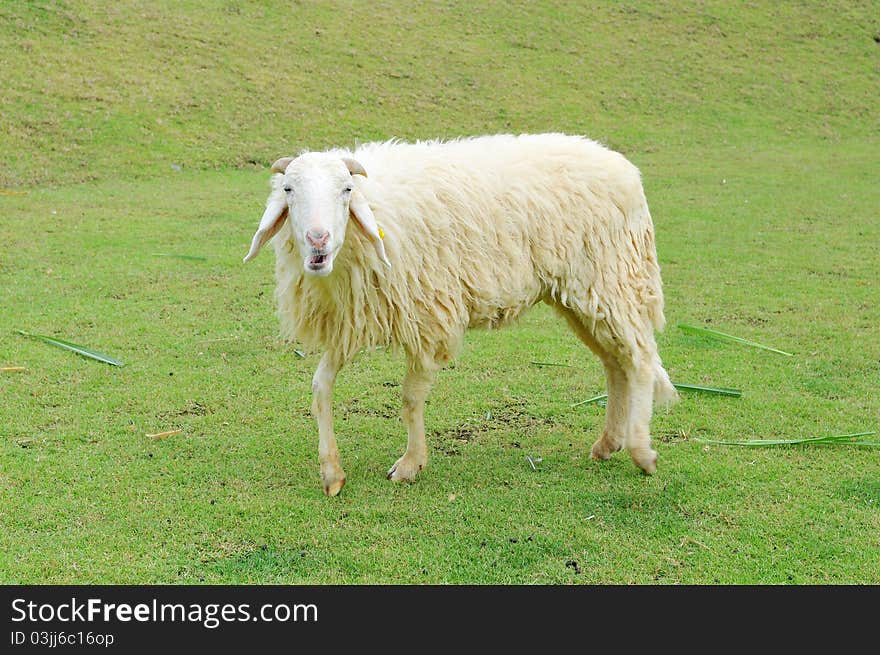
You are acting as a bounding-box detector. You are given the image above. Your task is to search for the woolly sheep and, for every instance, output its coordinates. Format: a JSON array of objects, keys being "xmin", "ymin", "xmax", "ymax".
[{"xmin": 244, "ymin": 133, "xmax": 677, "ymax": 496}]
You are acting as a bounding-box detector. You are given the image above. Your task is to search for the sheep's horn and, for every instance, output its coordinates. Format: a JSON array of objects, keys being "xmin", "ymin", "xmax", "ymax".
[
  {"xmin": 244, "ymin": 197, "xmax": 288, "ymax": 263},
  {"xmin": 271, "ymin": 156, "xmax": 295, "ymax": 174},
  {"xmin": 342, "ymin": 157, "xmax": 367, "ymax": 178}
]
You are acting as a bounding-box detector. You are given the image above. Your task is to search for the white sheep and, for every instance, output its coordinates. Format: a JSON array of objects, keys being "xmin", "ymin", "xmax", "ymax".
[{"xmin": 244, "ymin": 133, "xmax": 677, "ymax": 496}]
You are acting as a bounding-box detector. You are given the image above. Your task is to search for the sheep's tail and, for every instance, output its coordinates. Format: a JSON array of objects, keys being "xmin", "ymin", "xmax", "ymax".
[
  {"xmin": 652, "ymin": 354, "xmax": 679, "ymax": 407},
  {"xmin": 637, "ymin": 199, "xmax": 676, "ymax": 407}
]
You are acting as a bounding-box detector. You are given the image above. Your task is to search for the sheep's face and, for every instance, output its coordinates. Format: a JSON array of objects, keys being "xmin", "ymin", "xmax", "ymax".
[
  {"xmin": 244, "ymin": 153, "xmax": 390, "ymax": 272},
  {"xmin": 280, "ymin": 155, "xmax": 355, "ymax": 277}
]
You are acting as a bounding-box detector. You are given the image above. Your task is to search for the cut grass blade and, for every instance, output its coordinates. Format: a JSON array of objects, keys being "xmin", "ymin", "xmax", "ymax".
[
  {"xmin": 571, "ymin": 382, "xmax": 741, "ymax": 408},
  {"xmin": 678, "ymin": 323, "xmax": 793, "ymax": 356},
  {"xmin": 16, "ymin": 330, "xmax": 124, "ymax": 367},
  {"xmin": 696, "ymin": 431, "xmax": 878, "ymax": 447},
  {"xmin": 571, "ymin": 394, "xmax": 607, "ymax": 408},
  {"xmin": 526, "ymin": 455, "xmax": 543, "ymax": 470},
  {"xmin": 147, "ymin": 429, "xmax": 181, "ymax": 440},
  {"xmin": 153, "ymin": 253, "xmax": 207, "ymax": 261},
  {"xmin": 1, "ymin": 366, "xmax": 27, "ymax": 372},
  {"xmin": 673, "ymin": 383, "xmax": 742, "ymax": 397},
  {"xmin": 530, "ymin": 361, "xmax": 571, "ymax": 367}
]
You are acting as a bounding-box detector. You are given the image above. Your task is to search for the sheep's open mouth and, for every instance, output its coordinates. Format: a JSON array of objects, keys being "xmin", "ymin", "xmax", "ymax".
[{"xmin": 307, "ymin": 253, "xmax": 330, "ymax": 270}]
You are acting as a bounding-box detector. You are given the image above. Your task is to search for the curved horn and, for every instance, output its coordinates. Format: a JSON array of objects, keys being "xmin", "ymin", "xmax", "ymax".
[
  {"xmin": 271, "ymin": 156, "xmax": 295, "ymax": 174},
  {"xmin": 342, "ymin": 157, "xmax": 367, "ymax": 178}
]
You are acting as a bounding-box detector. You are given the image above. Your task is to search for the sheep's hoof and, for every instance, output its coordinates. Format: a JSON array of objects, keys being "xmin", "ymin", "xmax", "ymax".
[
  {"xmin": 321, "ymin": 465, "xmax": 347, "ymax": 497},
  {"xmin": 630, "ymin": 448, "xmax": 658, "ymax": 475},
  {"xmin": 590, "ymin": 434, "xmax": 623, "ymax": 461},
  {"xmin": 386, "ymin": 456, "xmax": 425, "ymax": 483},
  {"xmin": 323, "ymin": 476, "xmax": 346, "ymax": 497}
]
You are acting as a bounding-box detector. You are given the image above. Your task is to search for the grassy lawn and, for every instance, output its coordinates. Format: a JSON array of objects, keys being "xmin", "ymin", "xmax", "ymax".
[{"xmin": 1, "ymin": 1, "xmax": 878, "ymax": 584}]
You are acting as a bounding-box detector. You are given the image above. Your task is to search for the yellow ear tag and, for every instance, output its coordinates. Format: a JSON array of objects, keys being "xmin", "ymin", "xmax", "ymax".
[
  {"xmin": 284, "ymin": 239, "xmax": 295, "ymax": 253},
  {"xmin": 378, "ymin": 226, "xmax": 385, "ymax": 240}
]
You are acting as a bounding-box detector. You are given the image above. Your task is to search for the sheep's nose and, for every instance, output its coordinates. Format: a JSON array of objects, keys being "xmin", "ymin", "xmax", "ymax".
[{"xmin": 306, "ymin": 229, "xmax": 330, "ymax": 249}]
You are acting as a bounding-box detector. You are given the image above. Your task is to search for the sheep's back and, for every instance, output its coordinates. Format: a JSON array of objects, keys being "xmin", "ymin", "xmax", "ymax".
[{"xmin": 353, "ymin": 135, "xmax": 657, "ymax": 330}]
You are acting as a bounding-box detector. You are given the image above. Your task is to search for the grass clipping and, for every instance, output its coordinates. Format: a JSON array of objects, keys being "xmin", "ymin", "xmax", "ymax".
[
  {"xmin": 16, "ymin": 330, "xmax": 124, "ymax": 367},
  {"xmin": 571, "ymin": 383, "xmax": 741, "ymax": 408},
  {"xmin": 678, "ymin": 323, "xmax": 793, "ymax": 356},
  {"xmin": 696, "ymin": 431, "xmax": 878, "ymax": 447}
]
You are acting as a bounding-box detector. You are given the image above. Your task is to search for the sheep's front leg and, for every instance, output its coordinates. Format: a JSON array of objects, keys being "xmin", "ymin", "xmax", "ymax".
[
  {"xmin": 387, "ymin": 363, "xmax": 436, "ymax": 483},
  {"xmin": 312, "ymin": 351, "xmax": 346, "ymax": 496}
]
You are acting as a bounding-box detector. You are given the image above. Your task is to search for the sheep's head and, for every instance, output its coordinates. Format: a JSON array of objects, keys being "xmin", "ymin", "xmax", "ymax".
[{"xmin": 243, "ymin": 153, "xmax": 390, "ymax": 276}]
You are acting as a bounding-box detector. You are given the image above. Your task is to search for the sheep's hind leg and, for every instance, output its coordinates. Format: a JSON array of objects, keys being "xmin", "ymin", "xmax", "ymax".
[
  {"xmin": 387, "ymin": 361, "xmax": 436, "ymax": 483},
  {"xmin": 313, "ymin": 351, "xmax": 346, "ymax": 496},
  {"xmin": 591, "ymin": 359, "xmax": 628, "ymax": 461},
  {"xmin": 556, "ymin": 307, "xmax": 628, "ymax": 461},
  {"xmin": 623, "ymin": 358, "xmax": 658, "ymax": 474}
]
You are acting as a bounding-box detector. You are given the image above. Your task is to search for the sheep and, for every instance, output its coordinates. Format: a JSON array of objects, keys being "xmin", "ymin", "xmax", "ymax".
[{"xmin": 244, "ymin": 133, "xmax": 677, "ymax": 496}]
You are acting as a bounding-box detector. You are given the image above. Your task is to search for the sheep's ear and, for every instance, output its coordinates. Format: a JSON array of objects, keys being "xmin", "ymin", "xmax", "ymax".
[
  {"xmin": 342, "ymin": 157, "xmax": 367, "ymax": 178},
  {"xmin": 344, "ymin": 159, "xmax": 388, "ymax": 267},
  {"xmin": 243, "ymin": 197, "xmax": 288, "ymax": 263},
  {"xmin": 271, "ymin": 156, "xmax": 294, "ymax": 174},
  {"xmin": 349, "ymin": 190, "xmax": 391, "ymax": 268}
]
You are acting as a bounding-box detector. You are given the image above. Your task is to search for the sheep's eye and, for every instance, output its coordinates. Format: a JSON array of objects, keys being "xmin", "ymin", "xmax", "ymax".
[
  {"xmin": 343, "ymin": 186, "xmax": 353, "ymax": 194},
  {"xmin": 283, "ymin": 185, "xmax": 292, "ymax": 193}
]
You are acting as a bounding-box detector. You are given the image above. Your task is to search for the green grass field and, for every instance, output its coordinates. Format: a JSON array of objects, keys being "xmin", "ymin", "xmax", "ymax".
[{"xmin": 1, "ymin": 1, "xmax": 878, "ymax": 584}]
